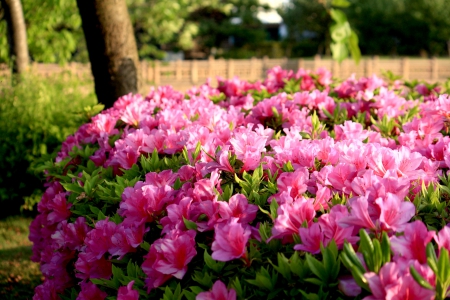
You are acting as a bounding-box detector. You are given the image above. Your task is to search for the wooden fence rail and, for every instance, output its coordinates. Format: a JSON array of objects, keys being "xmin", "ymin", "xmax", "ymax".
[{"xmin": 1, "ymin": 55, "xmax": 450, "ymax": 91}]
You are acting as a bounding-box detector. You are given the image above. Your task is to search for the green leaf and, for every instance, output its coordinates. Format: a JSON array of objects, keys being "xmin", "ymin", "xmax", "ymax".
[
  {"xmin": 330, "ymin": 22, "xmax": 351, "ymax": 43},
  {"xmin": 183, "ymin": 217, "xmax": 198, "ymax": 231},
  {"xmin": 305, "ymin": 254, "xmax": 326, "ymax": 282},
  {"xmin": 330, "ymin": 8, "xmax": 348, "ymax": 24},
  {"xmin": 331, "ymin": 0, "xmax": 351, "ymax": 8},
  {"xmin": 410, "ymin": 265, "xmax": 434, "ymax": 290},
  {"xmin": 331, "ymin": 42, "xmax": 349, "ymax": 63},
  {"xmin": 204, "ymin": 250, "xmax": 225, "ymax": 273},
  {"xmin": 348, "ymin": 30, "xmax": 361, "ymax": 65}
]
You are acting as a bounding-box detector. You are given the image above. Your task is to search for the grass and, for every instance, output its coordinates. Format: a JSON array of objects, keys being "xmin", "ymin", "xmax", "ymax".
[{"xmin": 0, "ymin": 216, "xmax": 42, "ymax": 300}]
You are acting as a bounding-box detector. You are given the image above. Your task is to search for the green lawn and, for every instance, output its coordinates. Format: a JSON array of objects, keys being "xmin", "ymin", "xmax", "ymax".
[{"xmin": 0, "ymin": 217, "xmax": 42, "ymax": 300}]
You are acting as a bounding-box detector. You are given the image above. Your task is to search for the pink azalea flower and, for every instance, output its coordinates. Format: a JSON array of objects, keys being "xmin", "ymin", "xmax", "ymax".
[
  {"xmin": 117, "ymin": 281, "xmax": 139, "ymax": 300},
  {"xmin": 375, "ymin": 193, "xmax": 415, "ymax": 232},
  {"xmin": 390, "ymin": 221, "xmax": 435, "ymax": 264},
  {"xmin": 47, "ymin": 193, "xmax": 72, "ymax": 224},
  {"xmin": 33, "ymin": 280, "xmax": 60, "ymax": 300},
  {"xmin": 190, "ymin": 200, "xmax": 221, "ymax": 232},
  {"xmin": 196, "ymin": 280, "xmax": 237, "ymax": 300},
  {"xmin": 51, "ymin": 217, "xmax": 90, "ymax": 251},
  {"xmin": 338, "ymin": 195, "xmax": 377, "ymax": 231},
  {"xmin": 142, "ymin": 230, "xmax": 196, "ymax": 286},
  {"xmin": 338, "ymin": 276, "xmax": 361, "ymax": 297},
  {"xmin": 366, "ymin": 144, "xmax": 397, "ymax": 177},
  {"xmin": 218, "ymin": 193, "xmax": 258, "ymax": 224},
  {"xmin": 211, "ymin": 218, "xmax": 251, "ymax": 261},
  {"xmin": 276, "ymin": 167, "xmax": 309, "ymax": 199},
  {"xmin": 40, "ymin": 249, "xmax": 75, "ymax": 290},
  {"xmin": 84, "ymin": 219, "xmax": 117, "ymax": 261},
  {"xmin": 160, "ymin": 197, "xmax": 193, "ymax": 234},
  {"xmin": 75, "ymin": 253, "xmax": 112, "ymax": 280},
  {"xmin": 318, "ymin": 205, "xmax": 359, "ymax": 248},
  {"xmin": 327, "ymin": 163, "xmax": 357, "ymax": 194},
  {"xmin": 77, "ymin": 281, "xmax": 108, "ymax": 300},
  {"xmin": 229, "ymin": 127, "xmax": 267, "ymax": 171},
  {"xmin": 271, "ymin": 196, "xmax": 315, "ymax": 242},
  {"xmin": 109, "ymin": 224, "xmax": 136, "ymax": 259},
  {"xmin": 295, "ymin": 223, "xmax": 325, "ymax": 254},
  {"xmin": 364, "ymin": 261, "xmax": 435, "ymax": 300},
  {"xmin": 434, "ymin": 225, "xmax": 450, "ymax": 253}
]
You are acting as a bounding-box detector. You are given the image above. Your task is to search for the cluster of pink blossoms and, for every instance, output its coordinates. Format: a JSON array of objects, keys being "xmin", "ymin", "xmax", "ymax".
[{"xmin": 29, "ymin": 65, "xmax": 450, "ymax": 299}]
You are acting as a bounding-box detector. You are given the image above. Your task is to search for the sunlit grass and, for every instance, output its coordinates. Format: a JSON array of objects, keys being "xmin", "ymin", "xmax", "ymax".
[{"xmin": 0, "ymin": 216, "xmax": 42, "ymax": 300}]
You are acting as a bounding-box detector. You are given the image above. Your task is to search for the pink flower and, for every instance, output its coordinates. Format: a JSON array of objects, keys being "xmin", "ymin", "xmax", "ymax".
[
  {"xmin": 229, "ymin": 127, "xmax": 267, "ymax": 171},
  {"xmin": 51, "ymin": 217, "xmax": 90, "ymax": 251},
  {"xmin": 109, "ymin": 224, "xmax": 136, "ymax": 259},
  {"xmin": 75, "ymin": 253, "xmax": 112, "ymax": 280},
  {"xmin": 328, "ymin": 163, "xmax": 357, "ymax": 194},
  {"xmin": 364, "ymin": 261, "xmax": 435, "ymax": 300},
  {"xmin": 434, "ymin": 225, "xmax": 450, "ymax": 253},
  {"xmin": 390, "ymin": 221, "xmax": 435, "ymax": 264},
  {"xmin": 142, "ymin": 230, "xmax": 196, "ymax": 290},
  {"xmin": 47, "ymin": 193, "xmax": 72, "ymax": 224},
  {"xmin": 318, "ymin": 205, "xmax": 359, "ymax": 248},
  {"xmin": 375, "ymin": 193, "xmax": 415, "ymax": 232},
  {"xmin": 338, "ymin": 276, "xmax": 361, "ymax": 297},
  {"xmin": 196, "ymin": 280, "xmax": 237, "ymax": 300},
  {"xmin": 218, "ymin": 194, "xmax": 258, "ymax": 224},
  {"xmin": 271, "ymin": 196, "xmax": 315, "ymax": 242},
  {"xmin": 211, "ymin": 218, "xmax": 251, "ymax": 261},
  {"xmin": 33, "ymin": 280, "xmax": 60, "ymax": 300},
  {"xmin": 339, "ymin": 195, "xmax": 377, "ymax": 231},
  {"xmin": 118, "ymin": 281, "xmax": 139, "ymax": 300},
  {"xmin": 276, "ymin": 167, "xmax": 309, "ymax": 199},
  {"xmin": 84, "ymin": 219, "xmax": 117, "ymax": 261},
  {"xmin": 295, "ymin": 223, "xmax": 325, "ymax": 254},
  {"xmin": 77, "ymin": 281, "xmax": 108, "ymax": 300}
]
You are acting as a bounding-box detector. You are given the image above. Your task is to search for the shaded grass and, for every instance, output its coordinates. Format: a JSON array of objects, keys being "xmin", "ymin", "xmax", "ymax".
[{"xmin": 0, "ymin": 217, "xmax": 42, "ymax": 299}]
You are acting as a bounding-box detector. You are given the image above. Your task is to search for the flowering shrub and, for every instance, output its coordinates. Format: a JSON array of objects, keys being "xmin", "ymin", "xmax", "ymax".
[{"xmin": 30, "ymin": 66, "xmax": 450, "ymax": 300}]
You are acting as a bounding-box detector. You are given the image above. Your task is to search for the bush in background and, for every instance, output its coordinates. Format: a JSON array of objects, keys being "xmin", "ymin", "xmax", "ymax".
[{"xmin": 0, "ymin": 72, "xmax": 98, "ymax": 218}]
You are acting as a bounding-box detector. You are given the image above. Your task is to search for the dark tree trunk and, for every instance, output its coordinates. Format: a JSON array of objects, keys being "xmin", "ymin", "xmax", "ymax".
[
  {"xmin": 1, "ymin": 0, "xmax": 29, "ymax": 74},
  {"xmin": 76, "ymin": 0, "xmax": 141, "ymax": 108}
]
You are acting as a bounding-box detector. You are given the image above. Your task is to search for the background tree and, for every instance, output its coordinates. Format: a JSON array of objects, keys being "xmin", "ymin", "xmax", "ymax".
[
  {"xmin": 0, "ymin": 0, "xmax": 85, "ymax": 65},
  {"xmin": 76, "ymin": 0, "xmax": 141, "ymax": 108},
  {"xmin": 280, "ymin": 0, "xmax": 450, "ymax": 58},
  {"xmin": 0, "ymin": 0, "xmax": 28, "ymax": 74}
]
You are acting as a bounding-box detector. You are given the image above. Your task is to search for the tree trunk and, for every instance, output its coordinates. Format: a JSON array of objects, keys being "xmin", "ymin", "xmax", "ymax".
[
  {"xmin": 1, "ymin": 0, "xmax": 29, "ymax": 74},
  {"xmin": 76, "ymin": 0, "xmax": 141, "ymax": 108}
]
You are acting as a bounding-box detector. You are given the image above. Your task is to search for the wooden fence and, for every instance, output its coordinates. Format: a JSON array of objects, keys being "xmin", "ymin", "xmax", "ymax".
[{"xmin": 2, "ymin": 56, "xmax": 450, "ymax": 91}]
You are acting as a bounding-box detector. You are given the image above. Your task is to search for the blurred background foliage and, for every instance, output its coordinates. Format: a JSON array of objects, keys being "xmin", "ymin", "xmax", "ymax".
[
  {"xmin": 1, "ymin": 0, "xmax": 449, "ymax": 64},
  {"xmin": 0, "ymin": 73, "xmax": 97, "ymax": 218}
]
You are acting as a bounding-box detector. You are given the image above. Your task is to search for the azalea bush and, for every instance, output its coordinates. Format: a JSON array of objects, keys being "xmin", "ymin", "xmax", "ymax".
[{"xmin": 29, "ymin": 65, "xmax": 450, "ymax": 300}]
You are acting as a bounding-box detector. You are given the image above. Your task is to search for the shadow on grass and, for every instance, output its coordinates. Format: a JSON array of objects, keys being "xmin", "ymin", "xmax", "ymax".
[{"xmin": 0, "ymin": 246, "xmax": 42, "ymax": 300}]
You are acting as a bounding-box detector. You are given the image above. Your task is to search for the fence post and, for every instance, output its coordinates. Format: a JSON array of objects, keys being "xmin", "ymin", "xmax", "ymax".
[
  {"xmin": 431, "ymin": 57, "xmax": 438, "ymax": 81},
  {"xmin": 191, "ymin": 60, "xmax": 198, "ymax": 84},
  {"xmin": 314, "ymin": 54, "xmax": 321, "ymax": 70},
  {"xmin": 372, "ymin": 56, "xmax": 379, "ymax": 76},
  {"xmin": 227, "ymin": 59, "xmax": 234, "ymax": 79},
  {"xmin": 401, "ymin": 57, "xmax": 409, "ymax": 80},
  {"xmin": 365, "ymin": 58, "xmax": 372, "ymax": 77},
  {"xmin": 332, "ymin": 59, "xmax": 340, "ymax": 78},
  {"xmin": 176, "ymin": 59, "xmax": 182, "ymax": 80},
  {"xmin": 208, "ymin": 55, "xmax": 214, "ymax": 80},
  {"xmin": 154, "ymin": 60, "xmax": 160, "ymax": 85},
  {"xmin": 263, "ymin": 55, "xmax": 269, "ymax": 72},
  {"xmin": 297, "ymin": 58, "xmax": 304, "ymax": 71},
  {"xmin": 250, "ymin": 57, "xmax": 257, "ymax": 80},
  {"xmin": 140, "ymin": 61, "xmax": 146, "ymax": 83}
]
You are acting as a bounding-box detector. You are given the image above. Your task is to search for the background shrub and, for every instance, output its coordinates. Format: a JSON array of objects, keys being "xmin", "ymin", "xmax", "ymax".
[{"xmin": 0, "ymin": 72, "xmax": 98, "ymax": 218}]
